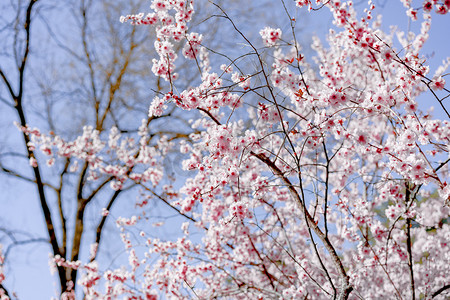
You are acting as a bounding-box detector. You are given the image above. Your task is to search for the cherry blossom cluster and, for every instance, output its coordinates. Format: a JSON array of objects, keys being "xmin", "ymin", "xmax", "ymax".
[
  {"xmin": 295, "ymin": 0, "xmax": 312, "ymax": 8},
  {"xmin": 51, "ymin": 255, "xmax": 82, "ymax": 272},
  {"xmin": 121, "ymin": 0, "xmax": 197, "ymax": 82},
  {"xmin": 52, "ymin": 233, "xmax": 159, "ymax": 299},
  {"xmin": 259, "ymin": 26, "xmax": 282, "ymax": 47},
  {"xmin": 13, "ymin": 0, "xmax": 449, "ymax": 298},
  {"xmin": 0, "ymin": 246, "xmax": 7, "ymax": 300},
  {"xmin": 115, "ymin": 0, "xmax": 450, "ymax": 298},
  {"xmin": 18, "ymin": 122, "xmax": 166, "ymax": 191},
  {"xmin": 149, "ymin": 70, "xmax": 246, "ymax": 117},
  {"xmin": 400, "ymin": 0, "xmax": 450, "ymax": 18},
  {"xmin": 182, "ymin": 32, "xmax": 202, "ymax": 59}
]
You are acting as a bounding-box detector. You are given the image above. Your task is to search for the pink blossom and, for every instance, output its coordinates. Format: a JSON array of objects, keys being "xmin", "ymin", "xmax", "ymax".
[{"xmin": 259, "ymin": 26, "xmax": 282, "ymax": 47}]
